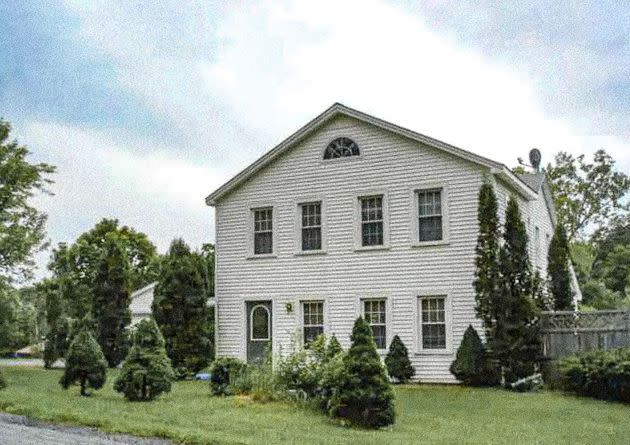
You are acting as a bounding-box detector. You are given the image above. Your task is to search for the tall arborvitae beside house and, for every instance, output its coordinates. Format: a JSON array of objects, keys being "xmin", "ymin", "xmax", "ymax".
[
  {"xmin": 473, "ymin": 180, "xmax": 501, "ymax": 341},
  {"xmin": 92, "ymin": 233, "xmax": 132, "ymax": 367},
  {"xmin": 114, "ymin": 318, "xmax": 175, "ymax": 401},
  {"xmin": 548, "ymin": 223, "xmax": 574, "ymax": 311},
  {"xmin": 494, "ymin": 197, "xmax": 541, "ymax": 383},
  {"xmin": 60, "ymin": 328, "xmax": 107, "ymax": 396},
  {"xmin": 385, "ymin": 335, "xmax": 414, "ymax": 383},
  {"xmin": 153, "ymin": 239, "xmax": 212, "ymax": 377},
  {"xmin": 329, "ymin": 317, "xmax": 394, "ymax": 428}
]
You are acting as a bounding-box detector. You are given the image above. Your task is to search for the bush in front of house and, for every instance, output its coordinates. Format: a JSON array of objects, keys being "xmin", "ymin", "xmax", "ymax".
[
  {"xmin": 60, "ymin": 328, "xmax": 107, "ymax": 396},
  {"xmin": 328, "ymin": 317, "xmax": 395, "ymax": 428},
  {"xmin": 385, "ymin": 335, "xmax": 414, "ymax": 383},
  {"xmin": 114, "ymin": 318, "xmax": 175, "ymax": 401},
  {"xmin": 556, "ymin": 348, "xmax": 630, "ymax": 402},
  {"xmin": 209, "ymin": 357, "xmax": 247, "ymax": 396},
  {"xmin": 450, "ymin": 325, "xmax": 500, "ymax": 386}
]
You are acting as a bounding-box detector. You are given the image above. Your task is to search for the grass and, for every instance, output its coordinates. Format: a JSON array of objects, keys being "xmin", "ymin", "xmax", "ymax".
[{"xmin": 0, "ymin": 366, "xmax": 628, "ymax": 445}]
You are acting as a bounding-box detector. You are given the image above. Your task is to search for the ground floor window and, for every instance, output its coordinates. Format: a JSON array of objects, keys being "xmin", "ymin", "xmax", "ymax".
[
  {"xmin": 363, "ymin": 299, "xmax": 386, "ymax": 349},
  {"xmin": 420, "ymin": 296, "xmax": 446, "ymax": 349},
  {"xmin": 302, "ymin": 301, "xmax": 324, "ymax": 345}
]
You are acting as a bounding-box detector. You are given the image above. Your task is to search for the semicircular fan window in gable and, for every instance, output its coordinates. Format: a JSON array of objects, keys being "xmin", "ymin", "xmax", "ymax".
[{"xmin": 323, "ymin": 137, "xmax": 360, "ymax": 159}]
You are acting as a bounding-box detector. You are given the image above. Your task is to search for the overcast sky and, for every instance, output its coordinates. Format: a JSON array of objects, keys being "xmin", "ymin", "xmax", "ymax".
[{"xmin": 1, "ymin": 0, "xmax": 628, "ymax": 280}]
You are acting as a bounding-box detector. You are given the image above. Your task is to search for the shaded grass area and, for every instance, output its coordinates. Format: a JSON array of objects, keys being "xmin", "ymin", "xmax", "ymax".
[{"xmin": 0, "ymin": 366, "xmax": 628, "ymax": 445}]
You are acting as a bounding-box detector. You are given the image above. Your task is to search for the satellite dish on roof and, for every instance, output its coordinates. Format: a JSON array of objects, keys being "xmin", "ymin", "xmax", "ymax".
[{"xmin": 529, "ymin": 148, "xmax": 542, "ymax": 172}]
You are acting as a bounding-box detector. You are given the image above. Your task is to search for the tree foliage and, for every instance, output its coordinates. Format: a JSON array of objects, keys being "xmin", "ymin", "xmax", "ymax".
[
  {"xmin": 0, "ymin": 367, "xmax": 5, "ymax": 390},
  {"xmin": 385, "ymin": 335, "xmax": 414, "ymax": 383},
  {"xmin": 0, "ymin": 119, "xmax": 55, "ymax": 283},
  {"xmin": 60, "ymin": 328, "xmax": 107, "ymax": 396},
  {"xmin": 546, "ymin": 150, "xmax": 630, "ymax": 241},
  {"xmin": 548, "ymin": 223, "xmax": 573, "ymax": 310},
  {"xmin": 494, "ymin": 197, "xmax": 541, "ymax": 383},
  {"xmin": 92, "ymin": 233, "xmax": 132, "ymax": 367},
  {"xmin": 450, "ymin": 325, "xmax": 498, "ymax": 386},
  {"xmin": 329, "ymin": 317, "xmax": 394, "ymax": 428},
  {"xmin": 114, "ymin": 318, "xmax": 175, "ymax": 401},
  {"xmin": 153, "ymin": 239, "xmax": 212, "ymax": 377},
  {"xmin": 473, "ymin": 180, "xmax": 501, "ymax": 341}
]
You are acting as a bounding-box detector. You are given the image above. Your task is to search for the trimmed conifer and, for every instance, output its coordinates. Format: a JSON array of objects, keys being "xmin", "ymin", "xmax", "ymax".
[
  {"xmin": 329, "ymin": 317, "xmax": 395, "ymax": 428},
  {"xmin": 450, "ymin": 325, "xmax": 499, "ymax": 386},
  {"xmin": 60, "ymin": 328, "xmax": 107, "ymax": 396},
  {"xmin": 153, "ymin": 239, "xmax": 212, "ymax": 377},
  {"xmin": 473, "ymin": 180, "xmax": 501, "ymax": 341},
  {"xmin": 93, "ymin": 233, "xmax": 132, "ymax": 367},
  {"xmin": 385, "ymin": 335, "xmax": 414, "ymax": 383},
  {"xmin": 326, "ymin": 334, "xmax": 342, "ymax": 360},
  {"xmin": 548, "ymin": 223, "xmax": 573, "ymax": 310},
  {"xmin": 495, "ymin": 197, "xmax": 542, "ymax": 383},
  {"xmin": 114, "ymin": 318, "xmax": 175, "ymax": 401}
]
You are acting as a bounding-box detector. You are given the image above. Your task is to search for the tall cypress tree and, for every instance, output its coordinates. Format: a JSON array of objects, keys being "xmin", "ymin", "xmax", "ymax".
[
  {"xmin": 548, "ymin": 223, "xmax": 573, "ymax": 310},
  {"xmin": 153, "ymin": 239, "xmax": 212, "ymax": 377},
  {"xmin": 473, "ymin": 180, "xmax": 501, "ymax": 340},
  {"xmin": 92, "ymin": 233, "xmax": 132, "ymax": 367},
  {"xmin": 494, "ymin": 197, "xmax": 541, "ymax": 383}
]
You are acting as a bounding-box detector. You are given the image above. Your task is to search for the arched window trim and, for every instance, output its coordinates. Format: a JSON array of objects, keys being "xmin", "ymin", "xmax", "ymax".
[
  {"xmin": 323, "ymin": 137, "xmax": 360, "ymax": 160},
  {"xmin": 250, "ymin": 304, "xmax": 271, "ymax": 341}
]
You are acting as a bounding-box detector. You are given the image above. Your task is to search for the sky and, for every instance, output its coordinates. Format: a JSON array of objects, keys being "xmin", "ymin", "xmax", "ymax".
[{"xmin": 1, "ymin": 0, "xmax": 629, "ymax": 281}]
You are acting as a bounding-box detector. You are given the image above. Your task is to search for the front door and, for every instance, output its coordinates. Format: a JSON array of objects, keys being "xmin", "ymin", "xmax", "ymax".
[{"xmin": 246, "ymin": 301, "xmax": 272, "ymax": 364}]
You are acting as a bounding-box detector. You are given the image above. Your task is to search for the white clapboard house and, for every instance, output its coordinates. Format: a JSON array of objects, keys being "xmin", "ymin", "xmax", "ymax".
[{"xmin": 205, "ymin": 103, "xmax": 574, "ymax": 383}]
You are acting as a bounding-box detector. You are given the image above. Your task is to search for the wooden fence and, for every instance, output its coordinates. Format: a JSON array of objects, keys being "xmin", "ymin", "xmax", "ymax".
[{"xmin": 539, "ymin": 310, "xmax": 630, "ymax": 359}]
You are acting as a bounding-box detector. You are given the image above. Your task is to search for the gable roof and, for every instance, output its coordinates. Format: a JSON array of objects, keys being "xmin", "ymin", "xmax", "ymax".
[
  {"xmin": 206, "ymin": 103, "xmax": 537, "ymax": 205},
  {"xmin": 517, "ymin": 172, "xmax": 557, "ymax": 224}
]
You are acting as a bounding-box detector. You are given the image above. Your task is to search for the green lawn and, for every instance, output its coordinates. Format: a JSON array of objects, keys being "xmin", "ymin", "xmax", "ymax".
[{"xmin": 0, "ymin": 366, "xmax": 628, "ymax": 445}]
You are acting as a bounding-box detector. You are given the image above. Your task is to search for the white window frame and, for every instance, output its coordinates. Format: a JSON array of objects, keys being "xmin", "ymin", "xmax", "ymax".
[
  {"xmin": 414, "ymin": 293, "xmax": 452, "ymax": 354},
  {"xmin": 294, "ymin": 199, "xmax": 327, "ymax": 255},
  {"xmin": 249, "ymin": 304, "xmax": 271, "ymax": 341},
  {"xmin": 410, "ymin": 185, "xmax": 449, "ymax": 247},
  {"xmin": 246, "ymin": 202, "xmax": 277, "ymax": 259},
  {"xmin": 300, "ymin": 300, "xmax": 326, "ymax": 345},
  {"xmin": 320, "ymin": 136, "xmax": 363, "ymax": 164},
  {"xmin": 354, "ymin": 191, "xmax": 390, "ymax": 251},
  {"xmin": 360, "ymin": 297, "xmax": 389, "ymax": 351}
]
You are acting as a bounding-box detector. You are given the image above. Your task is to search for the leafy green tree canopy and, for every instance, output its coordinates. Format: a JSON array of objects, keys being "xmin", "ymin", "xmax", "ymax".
[
  {"xmin": 0, "ymin": 119, "xmax": 55, "ymax": 283},
  {"xmin": 547, "ymin": 150, "xmax": 630, "ymax": 241}
]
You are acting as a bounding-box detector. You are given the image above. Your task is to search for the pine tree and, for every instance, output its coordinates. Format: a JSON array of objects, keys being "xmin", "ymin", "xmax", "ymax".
[
  {"xmin": 92, "ymin": 233, "xmax": 132, "ymax": 367},
  {"xmin": 473, "ymin": 181, "xmax": 501, "ymax": 341},
  {"xmin": 114, "ymin": 318, "xmax": 175, "ymax": 401},
  {"xmin": 548, "ymin": 223, "xmax": 573, "ymax": 310},
  {"xmin": 326, "ymin": 335, "xmax": 342, "ymax": 360},
  {"xmin": 329, "ymin": 317, "xmax": 395, "ymax": 428},
  {"xmin": 494, "ymin": 197, "xmax": 541, "ymax": 383},
  {"xmin": 450, "ymin": 325, "xmax": 499, "ymax": 386},
  {"xmin": 385, "ymin": 335, "xmax": 414, "ymax": 383},
  {"xmin": 60, "ymin": 328, "xmax": 107, "ymax": 396},
  {"xmin": 153, "ymin": 239, "xmax": 212, "ymax": 377}
]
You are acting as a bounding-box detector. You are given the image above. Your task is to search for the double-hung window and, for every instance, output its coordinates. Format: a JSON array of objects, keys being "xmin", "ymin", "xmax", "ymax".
[
  {"xmin": 417, "ymin": 189, "xmax": 443, "ymax": 242},
  {"xmin": 253, "ymin": 208, "xmax": 273, "ymax": 255},
  {"xmin": 360, "ymin": 196, "xmax": 384, "ymax": 246},
  {"xmin": 302, "ymin": 301, "xmax": 324, "ymax": 345},
  {"xmin": 420, "ymin": 296, "xmax": 446, "ymax": 350},
  {"xmin": 363, "ymin": 299, "xmax": 386, "ymax": 349},
  {"xmin": 301, "ymin": 202, "xmax": 322, "ymax": 251}
]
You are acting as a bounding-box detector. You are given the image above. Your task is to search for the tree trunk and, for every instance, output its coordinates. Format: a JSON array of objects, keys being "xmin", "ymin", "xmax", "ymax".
[{"xmin": 80, "ymin": 377, "xmax": 88, "ymax": 397}]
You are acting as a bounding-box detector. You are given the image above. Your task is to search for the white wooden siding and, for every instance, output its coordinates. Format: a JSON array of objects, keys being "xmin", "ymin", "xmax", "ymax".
[{"xmin": 213, "ymin": 114, "xmax": 552, "ymax": 383}]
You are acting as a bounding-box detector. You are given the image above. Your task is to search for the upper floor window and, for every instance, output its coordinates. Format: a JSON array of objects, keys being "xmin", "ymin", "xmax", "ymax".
[
  {"xmin": 301, "ymin": 202, "xmax": 322, "ymax": 251},
  {"xmin": 253, "ymin": 208, "xmax": 273, "ymax": 255},
  {"xmin": 417, "ymin": 189, "xmax": 443, "ymax": 242},
  {"xmin": 360, "ymin": 195, "xmax": 384, "ymax": 246},
  {"xmin": 324, "ymin": 137, "xmax": 359, "ymax": 159}
]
